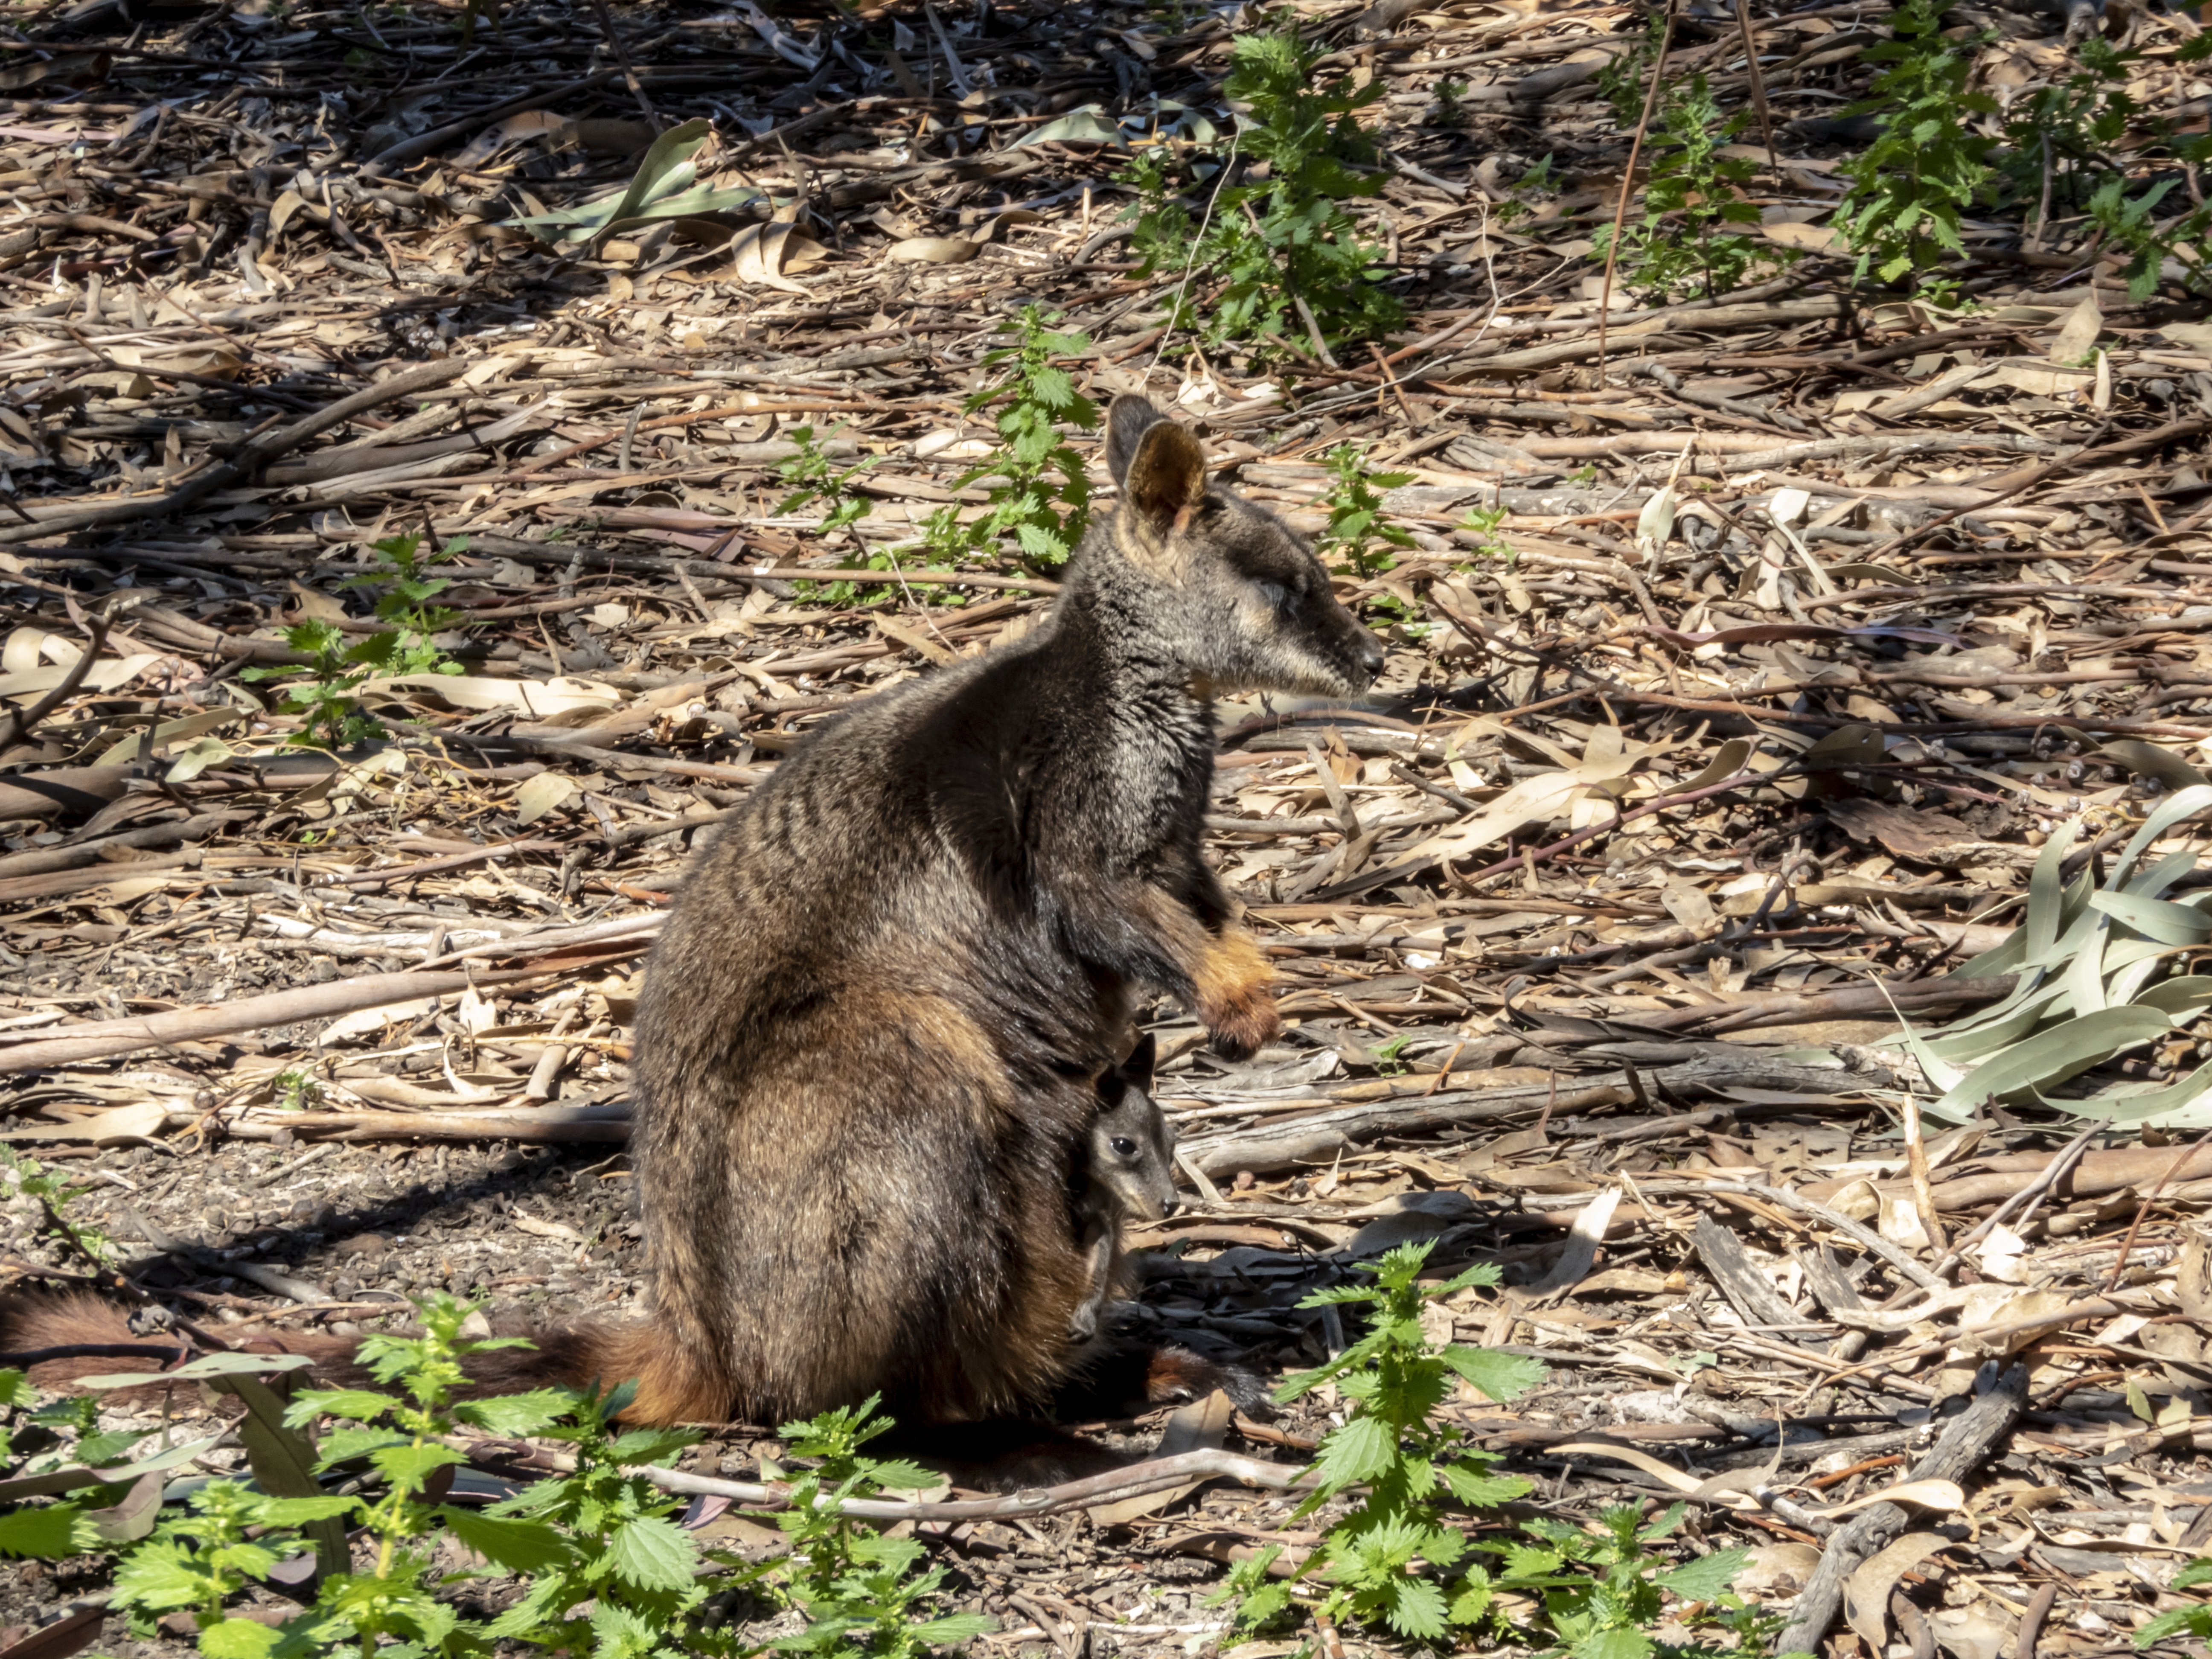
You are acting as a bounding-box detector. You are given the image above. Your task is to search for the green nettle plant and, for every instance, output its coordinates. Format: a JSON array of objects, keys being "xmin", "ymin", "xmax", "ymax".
[
  {"xmin": 1830, "ymin": 0, "xmax": 1997, "ymax": 290},
  {"xmin": 1217, "ymin": 1243, "xmax": 1792, "ymax": 1656},
  {"xmin": 480, "ymin": 1381, "xmax": 767, "ymax": 1659},
  {"xmin": 1215, "ymin": 1243, "xmax": 1543, "ymax": 1641},
  {"xmin": 1997, "ymin": 35, "xmax": 2212, "ymax": 300},
  {"xmin": 95, "ymin": 1295, "xmax": 984, "ymax": 1659},
  {"xmin": 774, "ymin": 425, "xmax": 876, "ymax": 542},
  {"xmin": 1593, "ymin": 73, "xmax": 1784, "ymax": 299},
  {"xmin": 242, "ymin": 530, "xmax": 470, "ymax": 748},
  {"xmin": 1121, "ymin": 26, "xmax": 1405, "ymax": 357},
  {"xmin": 920, "ymin": 305, "xmax": 1097, "ymax": 574},
  {"xmin": 2138, "ymin": 1559, "xmax": 2212, "ymax": 1645},
  {"xmin": 770, "ymin": 1398, "xmax": 994, "ymax": 1659},
  {"xmin": 1481, "ymin": 1502, "xmax": 1796, "ymax": 1659}
]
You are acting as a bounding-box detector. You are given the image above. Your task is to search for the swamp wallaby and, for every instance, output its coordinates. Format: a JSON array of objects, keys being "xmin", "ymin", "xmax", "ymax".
[
  {"xmin": 6, "ymin": 396, "xmax": 1381, "ymax": 1435},
  {"xmin": 1068, "ymin": 1033, "xmax": 1177, "ymax": 1345}
]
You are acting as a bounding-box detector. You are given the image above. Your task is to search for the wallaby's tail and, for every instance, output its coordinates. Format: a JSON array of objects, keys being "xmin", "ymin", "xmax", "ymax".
[{"xmin": 0, "ymin": 1294, "xmax": 728, "ymax": 1424}]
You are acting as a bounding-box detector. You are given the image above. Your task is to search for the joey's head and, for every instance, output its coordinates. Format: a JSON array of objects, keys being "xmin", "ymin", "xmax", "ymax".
[
  {"xmin": 1096, "ymin": 395, "xmax": 1384, "ymax": 699},
  {"xmin": 1088, "ymin": 1032, "xmax": 1179, "ymax": 1223}
]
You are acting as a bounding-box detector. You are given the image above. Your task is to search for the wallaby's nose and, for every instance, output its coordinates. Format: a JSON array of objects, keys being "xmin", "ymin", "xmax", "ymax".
[{"xmin": 1355, "ymin": 632, "xmax": 1386, "ymax": 680}]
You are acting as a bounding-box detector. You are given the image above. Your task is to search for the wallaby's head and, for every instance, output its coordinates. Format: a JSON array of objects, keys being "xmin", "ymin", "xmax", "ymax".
[
  {"xmin": 1088, "ymin": 1032, "xmax": 1179, "ymax": 1223},
  {"xmin": 1100, "ymin": 396, "xmax": 1385, "ymax": 699}
]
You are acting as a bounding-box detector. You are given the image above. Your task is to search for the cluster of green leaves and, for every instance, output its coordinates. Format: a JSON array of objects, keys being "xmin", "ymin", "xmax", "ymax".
[
  {"xmin": 1595, "ymin": 32, "xmax": 1664, "ymax": 128},
  {"xmin": 1455, "ymin": 504, "xmax": 1515, "ymax": 565},
  {"xmin": 1887, "ymin": 781, "xmax": 2212, "ymax": 1126},
  {"xmin": 1828, "ymin": 0, "xmax": 1999, "ymax": 292},
  {"xmin": 1993, "ymin": 34, "xmax": 2212, "ymax": 300},
  {"xmin": 919, "ymin": 305, "xmax": 1098, "ymax": 576},
  {"xmin": 1217, "ymin": 1243, "xmax": 1788, "ymax": 1657},
  {"xmin": 0, "ymin": 1147, "xmax": 117, "ymax": 1273},
  {"xmin": 2137, "ymin": 1558, "xmax": 2212, "ymax": 1646},
  {"xmin": 1120, "ymin": 26, "xmax": 1405, "ymax": 358},
  {"xmin": 1592, "ymin": 73, "xmax": 1786, "ymax": 300},
  {"xmin": 1490, "ymin": 154, "xmax": 1563, "ymax": 230},
  {"xmin": 776, "ymin": 426, "xmax": 920, "ymax": 609},
  {"xmin": 770, "ymin": 1400, "xmax": 992, "ymax": 1659},
  {"xmin": 1487, "ymin": 1504, "xmax": 1784, "ymax": 1659},
  {"xmin": 1314, "ymin": 443, "xmax": 1413, "ymax": 579},
  {"xmin": 241, "ymin": 531, "xmax": 471, "ymax": 749},
  {"xmin": 1427, "ymin": 77, "xmax": 1471, "ymax": 128},
  {"xmin": 775, "ymin": 425, "xmax": 876, "ymax": 542},
  {"xmin": 89, "ymin": 1295, "xmax": 983, "ymax": 1659},
  {"xmin": 1825, "ymin": 0, "xmax": 2212, "ymax": 303},
  {"xmin": 1215, "ymin": 1242, "xmax": 1542, "ymax": 1641}
]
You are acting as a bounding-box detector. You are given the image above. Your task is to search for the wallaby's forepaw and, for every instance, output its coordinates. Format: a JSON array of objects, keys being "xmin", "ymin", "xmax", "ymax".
[
  {"xmin": 1189, "ymin": 926, "xmax": 1277, "ymax": 1060},
  {"xmin": 1068, "ymin": 1307, "xmax": 1100, "ymax": 1345},
  {"xmin": 1201, "ymin": 984, "xmax": 1279, "ymax": 1061}
]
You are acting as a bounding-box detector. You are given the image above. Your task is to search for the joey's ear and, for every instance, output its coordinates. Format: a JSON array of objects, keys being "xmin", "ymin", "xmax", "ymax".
[
  {"xmin": 1123, "ymin": 1030, "xmax": 1157, "ymax": 1094},
  {"xmin": 1105, "ymin": 395, "xmax": 1167, "ymax": 486},
  {"xmin": 1122, "ymin": 418, "xmax": 1207, "ymax": 535}
]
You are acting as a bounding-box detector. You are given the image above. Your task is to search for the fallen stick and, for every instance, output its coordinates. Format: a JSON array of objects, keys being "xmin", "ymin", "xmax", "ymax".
[
  {"xmin": 0, "ymin": 962, "xmax": 568, "ymax": 1075},
  {"xmin": 458, "ymin": 1436, "xmax": 1311, "ymax": 1521},
  {"xmin": 226, "ymin": 1104, "xmax": 631, "ymax": 1145},
  {"xmin": 1179, "ymin": 1082, "xmax": 1633, "ymax": 1177},
  {"xmin": 1773, "ymin": 1363, "xmax": 2027, "ymax": 1656},
  {"xmin": 0, "ymin": 358, "xmax": 472, "ymax": 547},
  {"xmin": 323, "ymin": 838, "xmax": 565, "ymax": 890},
  {"xmin": 0, "ymin": 809, "xmax": 252, "ymax": 879},
  {"xmin": 1804, "ymin": 1142, "xmax": 2212, "ymax": 1212},
  {"xmin": 1178, "ymin": 1056, "xmax": 1891, "ymax": 1177},
  {"xmin": 1657, "ymin": 975, "xmax": 2016, "ymax": 1034}
]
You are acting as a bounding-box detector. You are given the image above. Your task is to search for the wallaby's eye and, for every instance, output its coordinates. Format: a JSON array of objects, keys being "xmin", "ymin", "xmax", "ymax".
[
  {"xmin": 1110, "ymin": 1137, "xmax": 1139, "ymax": 1158},
  {"xmin": 1253, "ymin": 579, "xmax": 1292, "ymax": 612}
]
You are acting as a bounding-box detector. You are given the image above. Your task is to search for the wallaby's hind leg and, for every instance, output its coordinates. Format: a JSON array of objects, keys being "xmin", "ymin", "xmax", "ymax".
[{"xmin": 1067, "ymin": 1223, "xmax": 1116, "ymax": 1344}]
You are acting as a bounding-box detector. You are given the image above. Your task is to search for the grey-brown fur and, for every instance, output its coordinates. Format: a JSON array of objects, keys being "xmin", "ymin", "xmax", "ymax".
[
  {"xmin": 619, "ymin": 394, "xmax": 1384, "ymax": 1427},
  {"xmin": 1069, "ymin": 1033, "xmax": 1177, "ymax": 1344}
]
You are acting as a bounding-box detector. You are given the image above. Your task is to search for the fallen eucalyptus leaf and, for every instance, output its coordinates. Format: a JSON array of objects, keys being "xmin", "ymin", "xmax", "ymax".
[{"xmin": 887, "ymin": 236, "xmax": 980, "ymax": 265}]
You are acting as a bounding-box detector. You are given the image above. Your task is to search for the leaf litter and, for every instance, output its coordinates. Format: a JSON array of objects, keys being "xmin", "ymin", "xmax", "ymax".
[{"xmin": 8, "ymin": 0, "xmax": 2212, "ymax": 1650}]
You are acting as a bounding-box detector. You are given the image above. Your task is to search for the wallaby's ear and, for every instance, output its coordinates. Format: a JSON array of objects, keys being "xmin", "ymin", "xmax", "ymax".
[
  {"xmin": 1122, "ymin": 419, "xmax": 1207, "ymax": 536},
  {"xmin": 1105, "ymin": 395, "xmax": 1167, "ymax": 486},
  {"xmin": 1123, "ymin": 1030, "xmax": 1157, "ymax": 1094}
]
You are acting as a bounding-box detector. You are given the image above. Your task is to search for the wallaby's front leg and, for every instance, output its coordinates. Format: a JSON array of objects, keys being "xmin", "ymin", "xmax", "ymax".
[
  {"xmin": 1131, "ymin": 887, "xmax": 1278, "ymax": 1060},
  {"xmin": 1060, "ymin": 879, "xmax": 1280, "ymax": 1059},
  {"xmin": 1068, "ymin": 1222, "xmax": 1116, "ymax": 1344}
]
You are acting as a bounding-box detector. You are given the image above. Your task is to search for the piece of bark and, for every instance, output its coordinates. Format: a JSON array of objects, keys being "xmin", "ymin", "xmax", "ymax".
[
  {"xmin": 1806, "ymin": 1142, "xmax": 2212, "ymax": 1212},
  {"xmin": 1692, "ymin": 1214, "xmax": 1824, "ymax": 1349},
  {"xmin": 1773, "ymin": 1364, "xmax": 2029, "ymax": 1655}
]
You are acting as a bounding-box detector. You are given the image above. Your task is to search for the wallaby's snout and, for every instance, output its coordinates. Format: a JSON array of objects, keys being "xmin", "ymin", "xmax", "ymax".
[{"xmin": 1103, "ymin": 394, "xmax": 1388, "ymax": 700}]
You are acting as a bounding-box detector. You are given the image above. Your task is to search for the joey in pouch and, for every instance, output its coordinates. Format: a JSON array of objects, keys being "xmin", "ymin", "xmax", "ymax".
[{"xmin": 1068, "ymin": 1033, "xmax": 1179, "ymax": 1345}]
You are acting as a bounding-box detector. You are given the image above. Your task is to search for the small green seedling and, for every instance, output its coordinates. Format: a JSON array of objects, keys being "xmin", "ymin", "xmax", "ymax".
[
  {"xmin": 923, "ymin": 305, "xmax": 1097, "ymax": 573},
  {"xmin": 1316, "ymin": 444, "xmax": 1414, "ymax": 579},
  {"xmin": 243, "ymin": 531, "xmax": 472, "ymax": 749},
  {"xmin": 775, "ymin": 425, "xmax": 876, "ymax": 541}
]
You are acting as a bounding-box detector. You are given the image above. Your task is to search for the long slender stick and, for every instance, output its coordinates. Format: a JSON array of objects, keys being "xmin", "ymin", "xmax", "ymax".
[
  {"xmin": 1597, "ymin": 1, "xmax": 1677, "ymax": 377},
  {"xmin": 1734, "ymin": 0, "xmax": 1778, "ymax": 166}
]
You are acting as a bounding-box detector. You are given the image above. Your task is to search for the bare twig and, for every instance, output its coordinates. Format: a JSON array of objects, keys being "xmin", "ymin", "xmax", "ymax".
[{"xmin": 1597, "ymin": 3, "xmax": 1677, "ymax": 376}]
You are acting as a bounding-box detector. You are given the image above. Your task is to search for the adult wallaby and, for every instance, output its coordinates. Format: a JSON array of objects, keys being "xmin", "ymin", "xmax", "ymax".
[
  {"xmin": 1068, "ymin": 1033, "xmax": 1178, "ymax": 1346},
  {"xmin": 4, "ymin": 396, "xmax": 1381, "ymax": 1434}
]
